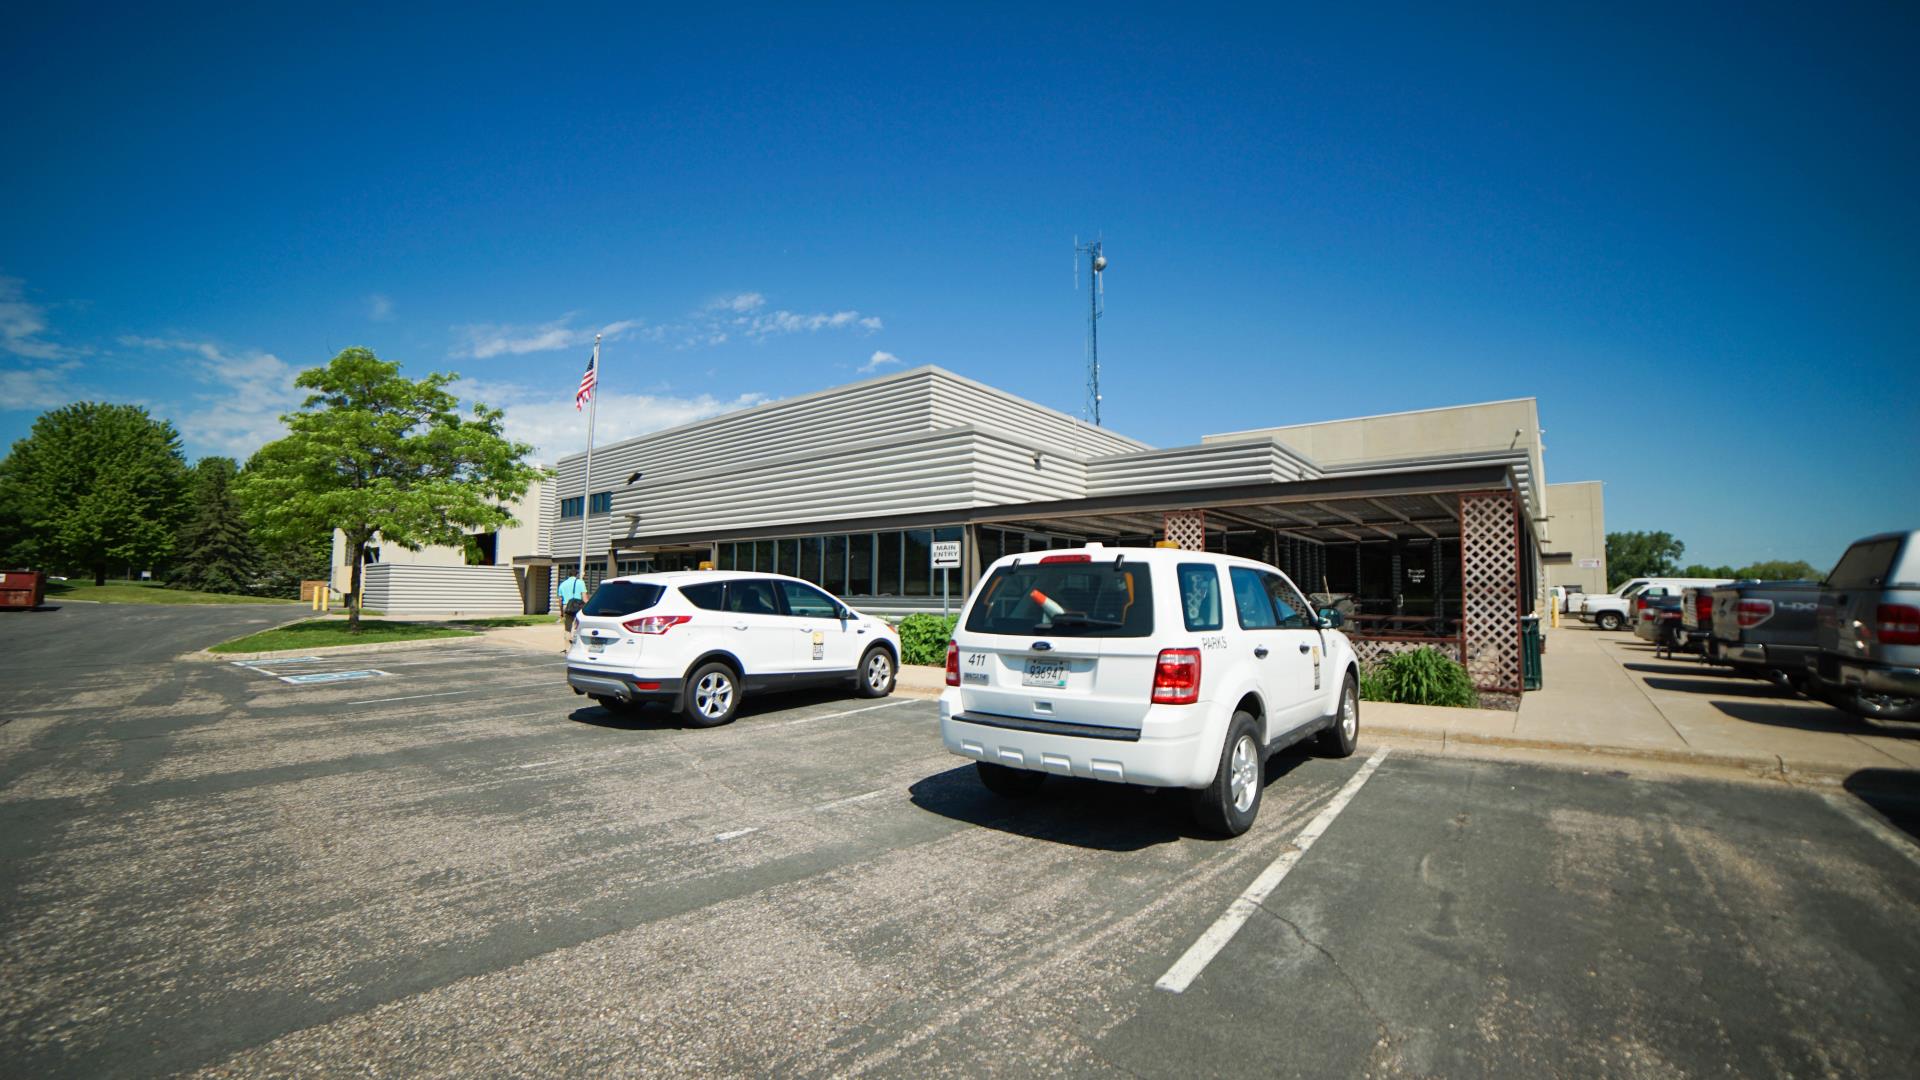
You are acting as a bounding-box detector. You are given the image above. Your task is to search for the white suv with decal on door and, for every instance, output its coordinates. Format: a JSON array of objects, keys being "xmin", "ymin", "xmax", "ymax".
[
  {"xmin": 566, "ymin": 571, "xmax": 899, "ymax": 726},
  {"xmin": 938, "ymin": 545, "xmax": 1360, "ymax": 836}
]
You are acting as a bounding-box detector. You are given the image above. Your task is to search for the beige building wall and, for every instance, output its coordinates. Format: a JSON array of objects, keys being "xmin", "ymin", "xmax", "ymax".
[
  {"xmin": 1543, "ymin": 480, "xmax": 1607, "ymax": 596},
  {"xmin": 1203, "ymin": 398, "xmax": 1547, "ymax": 522},
  {"xmin": 329, "ymin": 478, "xmax": 548, "ymax": 595}
]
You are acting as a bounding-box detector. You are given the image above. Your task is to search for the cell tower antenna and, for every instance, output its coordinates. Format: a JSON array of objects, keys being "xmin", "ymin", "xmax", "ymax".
[{"xmin": 1074, "ymin": 237, "xmax": 1107, "ymax": 425}]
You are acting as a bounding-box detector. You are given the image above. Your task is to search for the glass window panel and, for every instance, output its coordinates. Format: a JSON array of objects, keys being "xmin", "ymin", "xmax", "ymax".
[
  {"xmin": 904, "ymin": 530, "xmax": 933, "ymax": 596},
  {"xmin": 777, "ymin": 581, "xmax": 839, "ymax": 618},
  {"xmin": 777, "ymin": 538, "xmax": 799, "ymax": 576},
  {"xmin": 754, "ymin": 540, "xmax": 773, "ymax": 574},
  {"xmin": 1231, "ymin": 566, "xmax": 1279, "ymax": 629},
  {"xmin": 825, "ymin": 534, "xmax": 848, "ymax": 595},
  {"xmin": 1178, "ymin": 564, "xmax": 1224, "ymax": 631},
  {"xmin": 876, "ymin": 532, "xmax": 903, "ymax": 595},
  {"xmin": 847, "ymin": 533, "xmax": 873, "ymax": 595},
  {"xmin": 801, "ymin": 537, "xmax": 823, "ymax": 584}
]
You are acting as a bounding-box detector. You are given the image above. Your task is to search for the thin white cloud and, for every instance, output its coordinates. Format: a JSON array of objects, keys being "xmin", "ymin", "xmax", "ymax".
[
  {"xmin": 735, "ymin": 308, "xmax": 883, "ymax": 339},
  {"xmin": 120, "ymin": 336, "xmax": 304, "ymax": 459},
  {"xmin": 451, "ymin": 315, "xmax": 643, "ymax": 359},
  {"xmin": 709, "ymin": 292, "xmax": 765, "ymax": 313},
  {"xmin": 0, "ymin": 275, "xmax": 74, "ymax": 360},
  {"xmin": 859, "ymin": 350, "xmax": 904, "ymax": 374},
  {"xmin": 0, "ymin": 361, "xmax": 84, "ymax": 411},
  {"xmin": 367, "ymin": 293, "xmax": 394, "ymax": 321},
  {"xmin": 457, "ymin": 376, "xmax": 767, "ymax": 464}
]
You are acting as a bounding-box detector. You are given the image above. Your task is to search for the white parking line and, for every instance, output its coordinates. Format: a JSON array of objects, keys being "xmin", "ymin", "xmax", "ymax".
[
  {"xmin": 517, "ymin": 759, "xmax": 562, "ymax": 770},
  {"xmin": 714, "ymin": 827, "xmax": 760, "ymax": 841},
  {"xmin": 783, "ymin": 699, "xmax": 914, "ymax": 726},
  {"xmin": 1155, "ymin": 746, "xmax": 1390, "ymax": 994},
  {"xmin": 810, "ymin": 788, "xmax": 886, "ymax": 813}
]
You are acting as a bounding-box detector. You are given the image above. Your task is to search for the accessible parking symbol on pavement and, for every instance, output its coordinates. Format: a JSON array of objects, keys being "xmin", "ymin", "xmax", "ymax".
[{"xmin": 277, "ymin": 669, "xmax": 392, "ymax": 685}]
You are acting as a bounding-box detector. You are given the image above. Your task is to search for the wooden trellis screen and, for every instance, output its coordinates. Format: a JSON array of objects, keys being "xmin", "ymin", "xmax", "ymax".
[{"xmin": 1459, "ymin": 490, "xmax": 1523, "ymax": 695}]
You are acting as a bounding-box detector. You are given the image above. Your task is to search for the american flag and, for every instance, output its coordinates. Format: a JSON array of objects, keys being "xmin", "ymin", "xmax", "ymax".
[{"xmin": 574, "ymin": 352, "xmax": 597, "ymax": 411}]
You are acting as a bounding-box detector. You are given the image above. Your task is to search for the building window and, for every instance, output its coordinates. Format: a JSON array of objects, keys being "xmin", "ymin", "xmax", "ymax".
[
  {"xmin": 876, "ymin": 531, "xmax": 903, "ymax": 596},
  {"xmin": 589, "ymin": 492, "xmax": 612, "ymax": 515},
  {"xmin": 904, "ymin": 529, "xmax": 933, "ymax": 596},
  {"xmin": 561, "ymin": 496, "xmax": 583, "ymax": 519},
  {"xmin": 846, "ymin": 533, "xmax": 871, "ymax": 595},
  {"xmin": 825, "ymin": 534, "xmax": 849, "ymax": 594}
]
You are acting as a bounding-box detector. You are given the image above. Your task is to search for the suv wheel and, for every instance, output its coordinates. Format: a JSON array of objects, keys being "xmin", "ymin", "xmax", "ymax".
[
  {"xmin": 976, "ymin": 761, "xmax": 1046, "ymax": 796},
  {"xmin": 1317, "ymin": 673, "xmax": 1359, "ymax": 758},
  {"xmin": 856, "ymin": 646, "xmax": 896, "ymax": 698},
  {"xmin": 1596, "ymin": 611, "xmax": 1623, "ymax": 631},
  {"xmin": 683, "ymin": 662, "xmax": 741, "ymax": 728},
  {"xmin": 1190, "ymin": 711, "xmax": 1263, "ymax": 837}
]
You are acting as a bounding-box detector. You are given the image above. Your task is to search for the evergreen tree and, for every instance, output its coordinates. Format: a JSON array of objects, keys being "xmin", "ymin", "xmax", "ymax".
[{"xmin": 171, "ymin": 457, "xmax": 258, "ymax": 593}]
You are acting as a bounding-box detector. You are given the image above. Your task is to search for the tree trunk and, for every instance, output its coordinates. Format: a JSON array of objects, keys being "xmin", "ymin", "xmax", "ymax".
[{"xmin": 94, "ymin": 564, "xmax": 107, "ymax": 586}]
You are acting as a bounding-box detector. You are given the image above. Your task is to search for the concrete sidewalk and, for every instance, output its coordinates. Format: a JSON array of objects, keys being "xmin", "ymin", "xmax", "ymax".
[{"xmin": 1366, "ymin": 624, "xmax": 1920, "ymax": 781}]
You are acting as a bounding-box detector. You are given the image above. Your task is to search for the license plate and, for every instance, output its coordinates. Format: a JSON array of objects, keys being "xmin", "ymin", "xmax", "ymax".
[
  {"xmin": 1022, "ymin": 658, "xmax": 1069, "ymax": 688},
  {"xmin": 585, "ymin": 636, "xmax": 608, "ymax": 652}
]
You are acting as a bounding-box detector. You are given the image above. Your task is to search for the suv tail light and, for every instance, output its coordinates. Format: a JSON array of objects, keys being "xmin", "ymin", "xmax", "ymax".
[
  {"xmin": 622, "ymin": 614, "xmax": 691, "ymax": 634},
  {"xmin": 1735, "ymin": 599, "xmax": 1774, "ymax": 629},
  {"xmin": 1152, "ymin": 648, "xmax": 1202, "ymax": 704},
  {"xmin": 1694, "ymin": 595, "xmax": 1713, "ymax": 625},
  {"xmin": 945, "ymin": 640, "xmax": 960, "ymax": 686},
  {"xmin": 1876, "ymin": 604, "xmax": 1920, "ymax": 646},
  {"xmin": 1635, "ymin": 596, "xmax": 1649, "ymax": 613}
]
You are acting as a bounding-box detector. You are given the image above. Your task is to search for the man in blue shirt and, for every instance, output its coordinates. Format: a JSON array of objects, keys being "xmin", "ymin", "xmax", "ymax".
[{"xmin": 558, "ymin": 571, "xmax": 587, "ymax": 648}]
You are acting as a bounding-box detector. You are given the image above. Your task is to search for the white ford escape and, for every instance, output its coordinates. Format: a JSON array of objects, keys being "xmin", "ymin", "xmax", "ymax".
[
  {"xmin": 566, "ymin": 571, "xmax": 899, "ymax": 726},
  {"xmin": 938, "ymin": 545, "xmax": 1360, "ymax": 836}
]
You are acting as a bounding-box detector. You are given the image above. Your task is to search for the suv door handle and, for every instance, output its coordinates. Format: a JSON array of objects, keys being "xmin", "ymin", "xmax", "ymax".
[
  {"xmin": 1253, "ymin": 645, "xmax": 1270, "ymax": 658},
  {"xmin": 733, "ymin": 623, "xmax": 749, "ymax": 631},
  {"xmin": 1298, "ymin": 643, "xmax": 1312, "ymax": 654}
]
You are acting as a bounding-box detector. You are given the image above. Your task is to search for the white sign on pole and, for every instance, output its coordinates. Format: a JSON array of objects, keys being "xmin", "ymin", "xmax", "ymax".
[
  {"xmin": 931, "ymin": 541, "xmax": 962, "ymax": 569},
  {"xmin": 1578, "ymin": 558, "xmax": 1601, "ymax": 569}
]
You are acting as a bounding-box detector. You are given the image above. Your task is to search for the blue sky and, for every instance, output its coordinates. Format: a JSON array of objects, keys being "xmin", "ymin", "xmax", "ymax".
[{"xmin": 3, "ymin": 4, "xmax": 1914, "ymax": 568}]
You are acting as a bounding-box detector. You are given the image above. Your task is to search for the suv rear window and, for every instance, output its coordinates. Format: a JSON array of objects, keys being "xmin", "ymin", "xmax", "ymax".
[
  {"xmin": 965, "ymin": 559, "xmax": 1154, "ymax": 637},
  {"xmin": 581, "ymin": 581, "xmax": 665, "ymax": 616}
]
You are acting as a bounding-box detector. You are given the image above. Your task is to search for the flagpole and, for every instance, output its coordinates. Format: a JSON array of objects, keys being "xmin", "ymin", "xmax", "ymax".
[{"xmin": 577, "ymin": 333, "xmax": 600, "ymax": 584}]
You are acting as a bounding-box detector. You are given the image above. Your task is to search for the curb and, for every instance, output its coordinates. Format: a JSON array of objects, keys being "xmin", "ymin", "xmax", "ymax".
[
  {"xmin": 1364, "ymin": 722, "xmax": 1864, "ymax": 784},
  {"xmin": 186, "ymin": 631, "xmax": 484, "ymax": 664}
]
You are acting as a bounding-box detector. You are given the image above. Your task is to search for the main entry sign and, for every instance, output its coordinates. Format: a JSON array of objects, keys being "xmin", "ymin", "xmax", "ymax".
[{"xmin": 932, "ymin": 541, "xmax": 962, "ymax": 569}]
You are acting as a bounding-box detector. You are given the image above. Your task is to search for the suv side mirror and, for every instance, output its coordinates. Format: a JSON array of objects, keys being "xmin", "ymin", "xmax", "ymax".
[
  {"xmin": 836, "ymin": 606, "xmax": 854, "ymax": 621},
  {"xmin": 1318, "ymin": 608, "xmax": 1345, "ymax": 630}
]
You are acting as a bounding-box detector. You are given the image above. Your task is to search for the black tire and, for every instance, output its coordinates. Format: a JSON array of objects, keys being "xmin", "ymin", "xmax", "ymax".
[
  {"xmin": 682, "ymin": 662, "xmax": 741, "ymax": 728},
  {"xmin": 855, "ymin": 646, "xmax": 896, "ymax": 698},
  {"xmin": 1317, "ymin": 673, "xmax": 1359, "ymax": 758},
  {"xmin": 1189, "ymin": 711, "xmax": 1264, "ymax": 837},
  {"xmin": 976, "ymin": 761, "xmax": 1046, "ymax": 796},
  {"xmin": 1596, "ymin": 611, "xmax": 1623, "ymax": 631}
]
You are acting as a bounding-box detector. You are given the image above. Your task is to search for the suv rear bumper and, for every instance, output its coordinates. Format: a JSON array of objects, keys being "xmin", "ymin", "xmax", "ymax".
[
  {"xmin": 938, "ymin": 698, "xmax": 1216, "ymax": 789},
  {"xmin": 567, "ymin": 666, "xmax": 684, "ymax": 704}
]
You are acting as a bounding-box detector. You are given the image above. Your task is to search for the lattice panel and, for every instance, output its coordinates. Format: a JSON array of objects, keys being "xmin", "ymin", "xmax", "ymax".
[
  {"xmin": 1459, "ymin": 491, "xmax": 1522, "ymax": 694},
  {"xmin": 1163, "ymin": 510, "xmax": 1207, "ymax": 551},
  {"xmin": 1354, "ymin": 638, "xmax": 1462, "ymax": 668}
]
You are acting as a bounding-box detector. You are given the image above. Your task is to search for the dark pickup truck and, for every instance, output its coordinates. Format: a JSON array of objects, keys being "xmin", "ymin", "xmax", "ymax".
[
  {"xmin": 1702, "ymin": 580, "xmax": 1822, "ymax": 690},
  {"xmin": 1633, "ymin": 592, "xmax": 1685, "ymax": 650}
]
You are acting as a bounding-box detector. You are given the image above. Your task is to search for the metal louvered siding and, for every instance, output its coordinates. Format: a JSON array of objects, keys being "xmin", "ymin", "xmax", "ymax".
[
  {"xmin": 1086, "ymin": 439, "xmax": 1324, "ymax": 497},
  {"xmin": 361, "ymin": 564, "xmax": 524, "ymax": 615},
  {"xmin": 928, "ymin": 372, "xmax": 1150, "ymax": 459}
]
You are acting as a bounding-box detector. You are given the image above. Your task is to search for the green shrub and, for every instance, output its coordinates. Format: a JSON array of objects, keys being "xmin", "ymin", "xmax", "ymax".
[
  {"xmin": 1359, "ymin": 648, "xmax": 1479, "ymax": 708},
  {"xmin": 896, "ymin": 613, "xmax": 959, "ymax": 666}
]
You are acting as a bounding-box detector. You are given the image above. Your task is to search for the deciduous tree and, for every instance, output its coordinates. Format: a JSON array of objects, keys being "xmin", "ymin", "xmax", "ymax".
[
  {"xmin": 1606, "ymin": 530, "xmax": 1685, "ymax": 588},
  {"xmin": 236, "ymin": 348, "xmax": 538, "ymax": 628},
  {"xmin": 0, "ymin": 403, "xmax": 189, "ymax": 583}
]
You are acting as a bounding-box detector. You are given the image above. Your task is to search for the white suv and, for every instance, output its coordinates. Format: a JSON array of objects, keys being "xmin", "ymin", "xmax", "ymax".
[
  {"xmin": 566, "ymin": 571, "xmax": 900, "ymax": 726},
  {"xmin": 938, "ymin": 545, "xmax": 1360, "ymax": 836}
]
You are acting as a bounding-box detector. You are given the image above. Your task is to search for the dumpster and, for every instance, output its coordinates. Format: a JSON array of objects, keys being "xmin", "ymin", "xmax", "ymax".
[
  {"xmin": 0, "ymin": 570, "xmax": 47, "ymax": 610},
  {"xmin": 1520, "ymin": 615, "xmax": 1543, "ymax": 691}
]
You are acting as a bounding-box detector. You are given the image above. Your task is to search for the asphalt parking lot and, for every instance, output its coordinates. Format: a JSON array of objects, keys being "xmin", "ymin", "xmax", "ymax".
[{"xmin": 3, "ymin": 605, "xmax": 1919, "ymax": 1078}]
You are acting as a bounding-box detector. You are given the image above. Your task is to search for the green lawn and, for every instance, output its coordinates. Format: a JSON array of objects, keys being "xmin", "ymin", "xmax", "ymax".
[
  {"xmin": 208, "ymin": 618, "xmax": 479, "ymax": 654},
  {"xmin": 47, "ymin": 579, "xmax": 297, "ymax": 606},
  {"xmin": 446, "ymin": 614, "xmax": 558, "ymax": 628}
]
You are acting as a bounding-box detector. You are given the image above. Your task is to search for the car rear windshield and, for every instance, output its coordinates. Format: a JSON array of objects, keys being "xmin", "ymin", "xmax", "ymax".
[
  {"xmin": 964, "ymin": 559, "xmax": 1154, "ymax": 637},
  {"xmin": 581, "ymin": 581, "xmax": 665, "ymax": 616},
  {"xmin": 1827, "ymin": 539, "xmax": 1902, "ymax": 590}
]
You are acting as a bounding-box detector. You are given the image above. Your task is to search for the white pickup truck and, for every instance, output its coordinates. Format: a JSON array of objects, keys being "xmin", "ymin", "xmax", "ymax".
[{"xmin": 1580, "ymin": 577, "xmax": 1733, "ymax": 631}]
